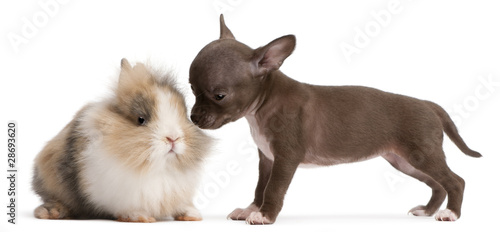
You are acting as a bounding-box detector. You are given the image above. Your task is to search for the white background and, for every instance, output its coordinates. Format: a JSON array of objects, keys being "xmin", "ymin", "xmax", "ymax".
[{"xmin": 1, "ymin": 0, "xmax": 499, "ymax": 231}]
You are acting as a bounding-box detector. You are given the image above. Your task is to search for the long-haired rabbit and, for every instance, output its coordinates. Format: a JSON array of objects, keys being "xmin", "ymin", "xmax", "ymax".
[{"xmin": 32, "ymin": 59, "xmax": 213, "ymax": 222}]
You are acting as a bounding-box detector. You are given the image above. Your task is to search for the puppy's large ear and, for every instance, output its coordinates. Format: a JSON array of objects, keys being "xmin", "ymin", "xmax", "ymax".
[
  {"xmin": 219, "ymin": 14, "xmax": 235, "ymax": 39},
  {"xmin": 252, "ymin": 35, "xmax": 296, "ymax": 76}
]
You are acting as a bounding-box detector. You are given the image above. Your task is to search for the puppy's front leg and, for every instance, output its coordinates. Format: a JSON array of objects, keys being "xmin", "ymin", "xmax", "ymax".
[
  {"xmin": 228, "ymin": 150, "xmax": 272, "ymax": 220},
  {"xmin": 246, "ymin": 145, "xmax": 303, "ymax": 225},
  {"xmin": 253, "ymin": 150, "xmax": 274, "ymax": 207}
]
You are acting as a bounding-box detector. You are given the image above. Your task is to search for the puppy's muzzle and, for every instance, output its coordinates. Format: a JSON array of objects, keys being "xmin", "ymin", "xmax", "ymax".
[
  {"xmin": 190, "ymin": 107, "xmax": 214, "ymax": 129},
  {"xmin": 190, "ymin": 114, "xmax": 202, "ymax": 126}
]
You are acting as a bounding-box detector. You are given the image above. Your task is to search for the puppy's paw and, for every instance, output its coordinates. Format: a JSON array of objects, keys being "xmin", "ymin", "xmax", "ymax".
[
  {"xmin": 227, "ymin": 203, "xmax": 259, "ymax": 220},
  {"xmin": 245, "ymin": 212, "xmax": 272, "ymax": 225},
  {"xmin": 408, "ymin": 205, "xmax": 432, "ymax": 217},
  {"xmin": 34, "ymin": 202, "xmax": 69, "ymax": 219},
  {"xmin": 434, "ymin": 209, "xmax": 458, "ymax": 222},
  {"xmin": 117, "ymin": 214, "xmax": 156, "ymax": 223}
]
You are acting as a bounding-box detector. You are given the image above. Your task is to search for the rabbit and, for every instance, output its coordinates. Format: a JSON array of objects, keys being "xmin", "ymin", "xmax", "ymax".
[{"xmin": 32, "ymin": 58, "xmax": 213, "ymax": 222}]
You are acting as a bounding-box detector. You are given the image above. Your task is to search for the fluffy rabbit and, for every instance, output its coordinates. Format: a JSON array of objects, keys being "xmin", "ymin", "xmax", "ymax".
[{"xmin": 32, "ymin": 59, "xmax": 212, "ymax": 222}]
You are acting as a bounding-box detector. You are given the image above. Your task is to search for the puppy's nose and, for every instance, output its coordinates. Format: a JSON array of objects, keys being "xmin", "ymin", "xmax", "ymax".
[{"xmin": 190, "ymin": 114, "xmax": 200, "ymax": 125}]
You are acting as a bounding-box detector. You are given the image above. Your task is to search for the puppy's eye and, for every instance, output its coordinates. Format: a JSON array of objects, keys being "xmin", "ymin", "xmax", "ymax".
[
  {"xmin": 215, "ymin": 94, "xmax": 225, "ymax": 101},
  {"xmin": 137, "ymin": 117, "xmax": 146, "ymax": 125}
]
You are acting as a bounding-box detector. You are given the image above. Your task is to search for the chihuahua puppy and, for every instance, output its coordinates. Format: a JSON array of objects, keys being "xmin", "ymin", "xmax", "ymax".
[{"xmin": 189, "ymin": 15, "xmax": 481, "ymax": 224}]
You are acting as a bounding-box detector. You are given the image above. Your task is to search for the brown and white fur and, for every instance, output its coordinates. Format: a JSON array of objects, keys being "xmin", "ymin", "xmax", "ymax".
[
  {"xmin": 32, "ymin": 59, "xmax": 212, "ymax": 222},
  {"xmin": 189, "ymin": 15, "xmax": 482, "ymax": 224}
]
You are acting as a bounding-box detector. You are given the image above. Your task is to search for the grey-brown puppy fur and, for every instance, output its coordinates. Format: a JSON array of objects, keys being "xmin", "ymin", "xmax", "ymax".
[{"xmin": 189, "ymin": 15, "xmax": 481, "ymax": 224}]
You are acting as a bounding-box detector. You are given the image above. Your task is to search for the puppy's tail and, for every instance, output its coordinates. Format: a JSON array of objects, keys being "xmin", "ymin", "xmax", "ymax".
[{"xmin": 425, "ymin": 101, "xmax": 482, "ymax": 158}]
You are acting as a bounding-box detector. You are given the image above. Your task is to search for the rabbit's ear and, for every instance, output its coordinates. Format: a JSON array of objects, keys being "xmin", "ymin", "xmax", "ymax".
[
  {"xmin": 119, "ymin": 59, "xmax": 151, "ymax": 89},
  {"xmin": 119, "ymin": 58, "xmax": 134, "ymax": 88},
  {"xmin": 121, "ymin": 58, "xmax": 132, "ymax": 71}
]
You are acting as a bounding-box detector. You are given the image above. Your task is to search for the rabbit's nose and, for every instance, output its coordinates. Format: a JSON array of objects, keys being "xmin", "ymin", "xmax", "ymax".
[{"xmin": 166, "ymin": 137, "xmax": 178, "ymax": 144}]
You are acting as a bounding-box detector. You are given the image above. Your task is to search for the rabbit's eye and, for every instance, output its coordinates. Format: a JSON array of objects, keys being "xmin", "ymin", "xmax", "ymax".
[{"xmin": 138, "ymin": 117, "xmax": 146, "ymax": 125}]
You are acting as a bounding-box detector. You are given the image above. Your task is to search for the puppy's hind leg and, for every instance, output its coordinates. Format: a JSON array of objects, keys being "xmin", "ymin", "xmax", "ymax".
[
  {"xmin": 382, "ymin": 153, "xmax": 446, "ymax": 217},
  {"xmin": 403, "ymin": 148, "xmax": 465, "ymax": 221}
]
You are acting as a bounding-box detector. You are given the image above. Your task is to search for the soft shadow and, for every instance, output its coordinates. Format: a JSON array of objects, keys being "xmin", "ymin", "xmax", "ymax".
[{"xmin": 277, "ymin": 213, "xmax": 432, "ymax": 223}]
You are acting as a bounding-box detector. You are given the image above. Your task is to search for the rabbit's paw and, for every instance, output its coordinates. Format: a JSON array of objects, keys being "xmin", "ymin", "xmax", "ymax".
[
  {"xmin": 34, "ymin": 202, "xmax": 69, "ymax": 219},
  {"xmin": 174, "ymin": 207, "xmax": 202, "ymax": 221},
  {"xmin": 117, "ymin": 213, "xmax": 156, "ymax": 223}
]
